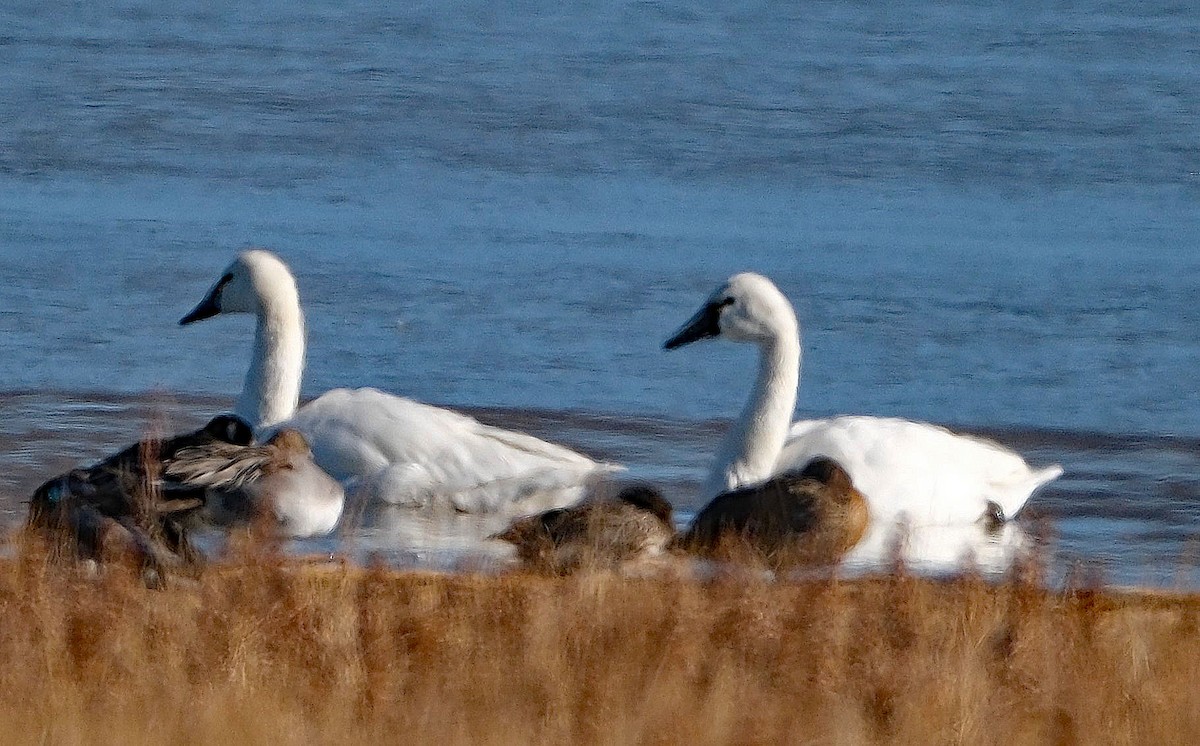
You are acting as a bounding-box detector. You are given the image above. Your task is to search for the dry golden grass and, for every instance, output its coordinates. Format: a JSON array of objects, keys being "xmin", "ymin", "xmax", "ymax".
[{"xmin": 0, "ymin": 535, "xmax": 1199, "ymax": 745}]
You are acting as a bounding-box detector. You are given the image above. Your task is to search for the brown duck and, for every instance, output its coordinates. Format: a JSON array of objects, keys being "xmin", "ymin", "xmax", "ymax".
[
  {"xmin": 492, "ymin": 484, "xmax": 676, "ymax": 574},
  {"xmin": 28, "ymin": 414, "xmax": 254, "ymax": 570},
  {"xmin": 678, "ymin": 457, "xmax": 869, "ymax": 567}
]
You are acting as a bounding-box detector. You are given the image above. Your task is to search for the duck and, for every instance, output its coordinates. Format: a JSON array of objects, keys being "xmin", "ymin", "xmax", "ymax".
[
  {"xmin": 678, "ymin": 456, "xmax": 869, "ymax": 566},
  {"xmin": 179, "ymin": 249, "xmax": 618, "ymax": 514},
  {"xmin": 27, "ymin": 414, "xmax": 256, "ymax": 569},
  {"xmin": 491, "ymin": 484, "xmax": 676, "ymax": 573},
  {"xmin": 164, "ymin": 428, "xmax": 344, "ymax": 538},
  {"xmin": 664, "ymin": 272, "xmax": 1062, "ymax": 527},
  {"xmin": 29, "ymin": 415, "xmax": 342, "ymax": 571}
]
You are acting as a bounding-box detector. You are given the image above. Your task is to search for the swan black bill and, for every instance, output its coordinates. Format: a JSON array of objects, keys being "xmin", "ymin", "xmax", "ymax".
[
  {"xmin": 663, "ymin": 302, "xmax": 723, "ymax": 349},
  {"xmin": 179, "ymin": 293, "xmax": 220, "ymax": 325},
  {"xmin": 179, "ymin": 272, "xmax": 232, "ymax": 326}
]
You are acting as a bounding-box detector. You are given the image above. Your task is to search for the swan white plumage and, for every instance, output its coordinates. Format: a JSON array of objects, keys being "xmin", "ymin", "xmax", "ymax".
[
  {"xmin": 664, "ymin": 272, "xmax": 1062, "ymax": 526},
  {"xmin": 840, "ymin": 519, "xmax": 1031, "ymax": 576},
  {"xmin": 180, "ymin": 249, "xmax": 617, "ymax": 514}
]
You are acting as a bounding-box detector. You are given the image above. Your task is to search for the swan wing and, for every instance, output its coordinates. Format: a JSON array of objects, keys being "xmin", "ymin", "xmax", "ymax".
[
  {"xmin": 778, "ymin": 416, "xmax": 1060, "ymax": 523},
  {"xmin": 282, "ymin": 388, "xmax": 617, "ymax": 511}
]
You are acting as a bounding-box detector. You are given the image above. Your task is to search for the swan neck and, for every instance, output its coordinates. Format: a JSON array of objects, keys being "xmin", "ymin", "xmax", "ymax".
[
  {"xmin": 237, "ymin": 295, "xmax": 305, "ymax": 430},
  {"xmin": 705, "ymin": 334, "xmax": 800, "ymax": 498}
]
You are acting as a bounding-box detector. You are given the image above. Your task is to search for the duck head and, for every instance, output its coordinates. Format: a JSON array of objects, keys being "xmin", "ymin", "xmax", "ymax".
[{"xmin": 201, "ymin": 414, "xmax": 255, "ymax": 445}]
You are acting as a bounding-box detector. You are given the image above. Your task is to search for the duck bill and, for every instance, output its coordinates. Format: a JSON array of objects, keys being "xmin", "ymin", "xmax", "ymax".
[
  {"xmin": 179, "ymin": 290, "xmax": 221, "ymax": 325},
  {"xmin": 663, "ymin": 302, "xmax": 722, "ymax": 349}
]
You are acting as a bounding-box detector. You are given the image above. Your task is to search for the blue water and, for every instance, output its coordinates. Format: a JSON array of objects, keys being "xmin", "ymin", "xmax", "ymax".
[{"xmin": 1, "ymin": 1, "xmax": 1198, "ymax": 584}]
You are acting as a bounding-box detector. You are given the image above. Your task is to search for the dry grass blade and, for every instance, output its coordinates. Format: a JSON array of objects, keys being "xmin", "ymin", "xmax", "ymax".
[{"xmin": 0, "ymin": 536, "xmax": 1197, "ymax": 744}]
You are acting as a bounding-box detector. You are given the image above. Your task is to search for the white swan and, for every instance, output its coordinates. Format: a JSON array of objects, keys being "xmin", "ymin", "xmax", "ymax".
[
  {"xmin": 179, "ymin": 249, "xmax": 617, "ymax": 514},
  {"xmin": 664, "ymin": 272, "xmax": 1062, "ymax": 526}
]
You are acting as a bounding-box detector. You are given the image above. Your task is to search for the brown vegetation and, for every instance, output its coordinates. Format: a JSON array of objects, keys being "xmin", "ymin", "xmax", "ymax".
[{"xmin": 0, "ymin": 535, "xmax": 1198, "ymax": 745}]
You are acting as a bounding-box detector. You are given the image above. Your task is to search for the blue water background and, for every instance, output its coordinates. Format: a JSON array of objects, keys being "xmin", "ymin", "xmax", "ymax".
[{"xmin": 0, "ymin": 1, "xmax": 1198, "ymax": 583}]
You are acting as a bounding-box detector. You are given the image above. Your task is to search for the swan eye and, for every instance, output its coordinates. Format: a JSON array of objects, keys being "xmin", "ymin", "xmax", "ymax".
[{"xmin": 719, "ymin": 297, "xmax": 735, "ymax": 308}]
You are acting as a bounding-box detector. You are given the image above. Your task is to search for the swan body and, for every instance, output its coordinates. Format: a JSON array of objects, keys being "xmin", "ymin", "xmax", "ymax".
[
  {"xmin": 841, "ymin": 520, "xmax": 1031, "ymax": 576},
  {"xmin": 181, "ymin": 250, "xmax": 616, "ymax": 513},
  {"xmin": 778, "ymin": 417, "xmax": 1062, "ymax": 524},
  {"xmin": 665, "ymin": 272, "xmax": 1061, "ymax": 527},
  {"xmin": 285, "ymin": 387, "xmax": 611, "ymax": 512}
]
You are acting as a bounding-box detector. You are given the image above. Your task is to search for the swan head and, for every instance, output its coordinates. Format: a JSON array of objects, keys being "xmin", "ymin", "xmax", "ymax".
[
  {"xmin": 180, "ymin": 249, "xmax": 299, "ymax": 325},
  {"xmin": 664, "ymin": 272, "xmax": 798, "ymax": 349}
]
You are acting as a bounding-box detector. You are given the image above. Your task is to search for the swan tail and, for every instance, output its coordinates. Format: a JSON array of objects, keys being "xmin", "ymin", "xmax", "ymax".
[
  {"xmin": 1032, "ymin": 463, "xmax": 1065, "ymax": 486},
  {"xmin": 992, "ymin": 463, "xmax": 1063, "ymax": 520}
]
